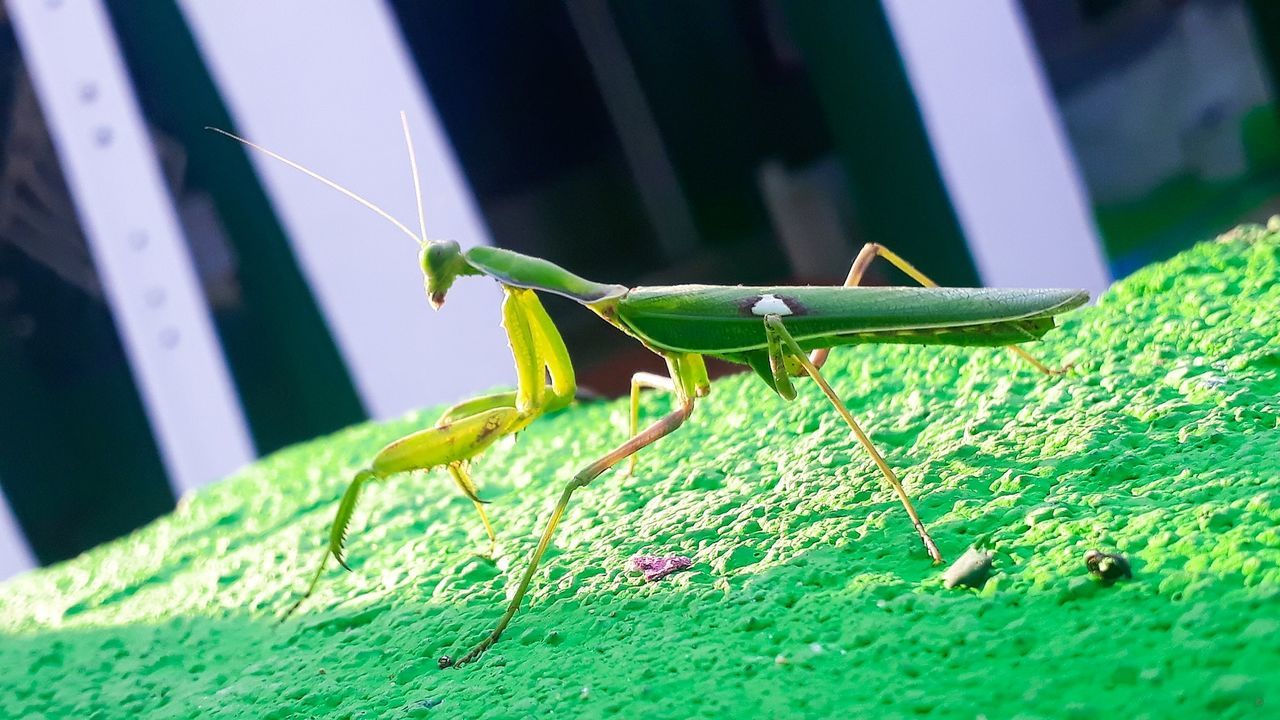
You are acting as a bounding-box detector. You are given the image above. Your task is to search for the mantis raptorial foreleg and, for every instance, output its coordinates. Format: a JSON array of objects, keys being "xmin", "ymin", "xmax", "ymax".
[
  {"xmin": 446, "ymin": 359, "xmax": 698, "ymax": 668},
  {"xmin": 281, "ymin": 286, "xmax": 576, "ymax": 620},
  {"xmin": 448, "ymin": 463, "xmax": 496, "ymax": 555},
  {"xmin": 437, "ymin": 392, "xmax": 520, "ymax": 426},
  {"xmin": 765, "ymin": 314, "xmax": 944, "ymax": 564},
  {"xmin": 280, "ymin": 405, "xmax": 519, "ymax": 620},
  {"xmin": 280, "ymin": 468, "xmax": 378, "ymax": 618},
  {"xmin": 810, "ymin": 243, "xmax": 1071, "ymax": 375}
]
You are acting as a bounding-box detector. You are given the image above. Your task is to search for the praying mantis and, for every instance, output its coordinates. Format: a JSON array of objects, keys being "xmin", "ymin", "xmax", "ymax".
[{"xmin": 211, "ymin": 114, "xmax": 1087, "ymax": 668}]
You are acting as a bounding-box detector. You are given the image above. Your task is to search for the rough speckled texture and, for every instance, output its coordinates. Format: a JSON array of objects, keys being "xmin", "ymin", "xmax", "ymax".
[{"xmin": 3, "ymin": 231, "xmax": 1279, "ymax": 719}]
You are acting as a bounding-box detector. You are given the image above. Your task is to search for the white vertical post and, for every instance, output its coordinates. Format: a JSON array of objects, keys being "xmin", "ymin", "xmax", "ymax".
[
  {"xmin": 0, "ymin": 485, "xmax": 35, "ymax": 580},
  {"xmin": 9, "ymin": 0, "xmax": 255, "ymax": 496},
  {"xmin": 177, "ymin": 0, "xmax": 511, "ymax": 420},
  {"xmin": 882, "ymin": 0, "xmax": 1112, "ymax": 296}
]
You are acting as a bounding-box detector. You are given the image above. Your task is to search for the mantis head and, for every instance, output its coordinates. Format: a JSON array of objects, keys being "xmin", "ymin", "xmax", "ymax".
[
  {"xmin": 208, "ymin": 115, "xmax": 483, "ymax": 311},
  {"xmin": 419, "ymin": 240, "xmax": 476, "ymax": 309}
]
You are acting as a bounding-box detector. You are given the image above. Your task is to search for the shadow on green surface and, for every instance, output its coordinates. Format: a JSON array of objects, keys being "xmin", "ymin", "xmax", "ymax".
[{"xmin": 2, "ymin": 527, "xmax": 1275, "ymax": 720}]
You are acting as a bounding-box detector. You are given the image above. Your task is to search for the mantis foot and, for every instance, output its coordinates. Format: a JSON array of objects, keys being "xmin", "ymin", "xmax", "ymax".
[{"xmin": 440, "ymin": 631, "xmax": 500, "ymax": 670}]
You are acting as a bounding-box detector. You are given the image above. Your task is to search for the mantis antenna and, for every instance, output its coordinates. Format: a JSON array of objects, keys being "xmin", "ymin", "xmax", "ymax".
[
  {"xmin": 205, "ymin": 125, "xmax": 424, "ymax": 247},
  {"xmin": 399, "ymin": 111, "xmax": 429, "ymax": 248}
]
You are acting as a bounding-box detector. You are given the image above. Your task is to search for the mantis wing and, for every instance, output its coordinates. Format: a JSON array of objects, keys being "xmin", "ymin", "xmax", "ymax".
[{"xmin": 616, "ymin": 285, "xmax": 1088, "ymax": 355}]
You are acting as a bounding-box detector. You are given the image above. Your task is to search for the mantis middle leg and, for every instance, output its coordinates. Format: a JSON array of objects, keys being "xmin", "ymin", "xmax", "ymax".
[
  {"xmin": 766, "ymin": 314, "xmax": 943, "ymax": 564},
  {"xmin": 811, "ymin": 242, "xmax": 1070, "ymax": 375},
  {"xmin": 626, "ymin": 355, "xmax": 710, "ymax": 475},
  {"xmin": 445, "ymin": 352, "xmax": 705, "ymax": 668},
  {"xmin": 281, "ymin": 287, "xmax": 575, "ymax": 619},
  {"xmin": 626, "ymin": 372, "xmax": 674, "ymax": 476}
]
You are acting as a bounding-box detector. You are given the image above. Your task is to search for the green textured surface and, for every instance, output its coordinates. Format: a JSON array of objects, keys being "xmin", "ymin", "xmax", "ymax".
[{"xmin": 3, "ymin": 232, "xmax": 1280, "ymax": 719}]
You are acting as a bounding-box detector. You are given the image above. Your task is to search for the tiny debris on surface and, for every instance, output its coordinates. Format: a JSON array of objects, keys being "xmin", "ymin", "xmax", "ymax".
[
  {"xmin": 630, "ymin": 554, "xmax": 693, "ymax": 582},
  {"xmin": 1084, "ymin": 550, "xmax": 1132, "ymax": 583},
  {"xmin": 942, "ymin": 548, "xmax": 994, "ymax": 589}
]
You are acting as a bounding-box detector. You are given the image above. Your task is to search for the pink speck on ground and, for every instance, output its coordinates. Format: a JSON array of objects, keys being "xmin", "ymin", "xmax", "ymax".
[{"xmin": 630, "ymin": 554, "xmax": 693, "ymax": 582}]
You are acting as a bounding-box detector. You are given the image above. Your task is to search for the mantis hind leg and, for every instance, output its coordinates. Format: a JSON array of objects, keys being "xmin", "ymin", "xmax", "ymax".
[
  {"xmin": 766, "ymin": 314, "xmax": 944, "ymax": 564},
  {"xmin": 813, "ymin": 242, "xmax": 1071, "ymax": 375}
]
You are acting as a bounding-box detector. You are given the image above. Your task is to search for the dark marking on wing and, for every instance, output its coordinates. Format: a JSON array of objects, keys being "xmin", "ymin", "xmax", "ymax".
[{"xmin": 780, "ymin": 295, "xmax": 809, "ymax": 316}]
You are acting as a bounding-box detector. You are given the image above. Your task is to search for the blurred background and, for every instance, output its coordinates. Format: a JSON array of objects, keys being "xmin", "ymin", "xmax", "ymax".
[{"xmin": 2, "ymin": 0, "xmax": 1278, "ymax": 578}]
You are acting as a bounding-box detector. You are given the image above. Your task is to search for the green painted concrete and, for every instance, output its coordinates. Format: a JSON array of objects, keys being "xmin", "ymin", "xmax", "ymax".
[{"xmin": 3, "ymin": 230, "xmax": 1279, "ymax": 719}]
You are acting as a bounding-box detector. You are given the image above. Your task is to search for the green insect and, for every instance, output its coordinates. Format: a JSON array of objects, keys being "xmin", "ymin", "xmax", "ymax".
[{"xmin": 212, "ymin": 115, "xmax": 1087, "ymax": 668}]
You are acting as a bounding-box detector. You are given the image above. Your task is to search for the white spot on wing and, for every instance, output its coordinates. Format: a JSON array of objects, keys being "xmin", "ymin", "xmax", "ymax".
[{"xmin": 751, "ymin": 294, "xmax": 793, "ymax": 316}]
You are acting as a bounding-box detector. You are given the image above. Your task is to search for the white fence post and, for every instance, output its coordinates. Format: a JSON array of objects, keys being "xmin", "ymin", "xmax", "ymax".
[
  {"xmin": 882, "ymin": 0, "xmax": 1112, "ymax": 296},
  {"xmin": 0, "ymin": 485, "xmax": 35, "ymax": 580},
  {"xmin": 178, "ymin": 0, "xmax": 511, "ymax": 419},
  {"xmin": 9, "ymin": 0, "xmax": 255, "ymax": 497}
]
